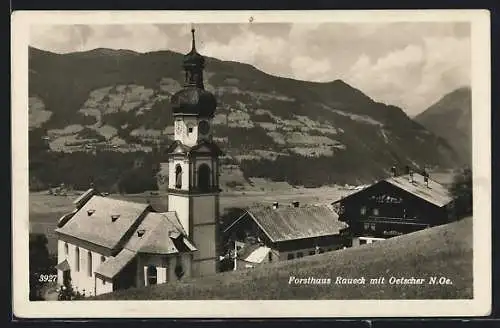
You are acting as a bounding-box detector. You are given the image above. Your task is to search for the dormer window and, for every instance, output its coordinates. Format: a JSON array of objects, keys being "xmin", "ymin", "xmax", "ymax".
[
  {"xmin": 111, "ymin": 214, "xmax": 120, "ymax": 222},
  {"xmin": 137, "ymin": 229, "xmax": 146, "ymax": 237},
  {"xmin": 87, "ymin": 209, "xmax": 95, "ymax": 216}
]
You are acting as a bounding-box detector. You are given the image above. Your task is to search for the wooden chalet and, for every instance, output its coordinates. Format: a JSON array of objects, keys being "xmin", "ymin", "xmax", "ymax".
[{"xmin": 332, "ymin": 168, "xmax": 455, "ymax": 247}]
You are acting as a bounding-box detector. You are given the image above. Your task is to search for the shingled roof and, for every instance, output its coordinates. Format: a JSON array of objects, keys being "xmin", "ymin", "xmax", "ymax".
[
  {"xmin": 124, "ymin": 212, "xmax": 196, "ymax": 254},
  {"xmin": 228, "ymin": 205, "xmax": 347, "ymax": 243},
  {"xmin": 385, "ymin": 173, "xmax": 452, "ymax": 207},
  {"xmin": 55, "ymin": 195, "xmax": 151, "ymax": 250},
  {"xmin": 332, "ymin": 172, "xmax": 453, "ymax": 208}
]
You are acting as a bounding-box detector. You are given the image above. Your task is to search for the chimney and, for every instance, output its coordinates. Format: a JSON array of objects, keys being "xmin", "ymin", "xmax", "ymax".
[
  {"xmin": 404, "ymin": 165, "xmax": 410, "ymax": 175},
  {"xmin": 390, "ymin": 166, "xmax": 397, "ymax": 177},
  {"xmin": 272, "ymin": 202, "xmax": 279, "ymax": 210},
  {"xmin": 111, "ymin": 214, "xmax": 120, "ymax": 222},
  {"xmin": 423, "ymin": 170, "xmax": 429, "ymax": 187},
  {"xmin": 87, "ymin": 209, "xmax": 95, "ymax": 216},
  {"xmin": 292, "ymin": 201, "xmax": 300, "ymax": 208}
]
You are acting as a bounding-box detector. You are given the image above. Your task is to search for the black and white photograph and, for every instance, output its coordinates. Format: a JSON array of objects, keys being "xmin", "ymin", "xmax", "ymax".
[{"xmin": 12, "ymin": 10, "xmax": 491, "ymax": 318}]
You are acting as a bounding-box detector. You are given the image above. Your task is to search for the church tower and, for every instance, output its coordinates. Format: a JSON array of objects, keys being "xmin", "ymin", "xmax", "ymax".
[{"xmin": 163, "ymin": 28, "xmax": 222, "ymax": 277}]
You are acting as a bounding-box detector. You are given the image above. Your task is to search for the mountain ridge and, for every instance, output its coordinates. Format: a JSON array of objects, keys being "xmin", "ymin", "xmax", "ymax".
[
  {"xmin": 28, "ymin": 46, "xmax": 460, "ymax": 190},
  {"xmin": 415, "ymin": 87, "xmax": 471, "ymax": 165}
]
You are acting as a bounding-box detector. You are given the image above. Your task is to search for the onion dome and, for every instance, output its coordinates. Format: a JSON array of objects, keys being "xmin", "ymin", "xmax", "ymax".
[
  {"xmin": 183, "ymin": 29, "xmax": 205, "ymax": 69},
  {"xmin": 170, "ymin": 27, "xmax": 217, "ymax": 118},
  {"xmin": 171, "ymin": 87, "xmax": 217, "ymax": 118}
]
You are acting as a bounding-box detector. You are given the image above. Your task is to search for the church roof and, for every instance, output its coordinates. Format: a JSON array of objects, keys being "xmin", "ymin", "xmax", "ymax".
[
  {"xmin": 124, "ymin": 212, "xmax": 197, "ymax": 254},
  {"xmin": 227, "ymin": 205, "xmax": 347, "ymax": 243},
  {"xmin": 55, "ymin": 195, "xmax": 151, "ymax": 250},
  {"xmin": 95, "ymin": 249, "xmax": 136, "ymax": 279}
]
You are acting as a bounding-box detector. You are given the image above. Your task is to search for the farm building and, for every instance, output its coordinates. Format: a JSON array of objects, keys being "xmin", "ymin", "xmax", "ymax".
[
  {"xmin": 332, "ymin": 167, "xmax": 455, "ymax": 247},
  {"xmin": 54, "ymin": 29, "xmax": 223, "ymax": 296},
  {"xmin": 223, "ymin": 202, "xmax": 349, "ymax": 269}
]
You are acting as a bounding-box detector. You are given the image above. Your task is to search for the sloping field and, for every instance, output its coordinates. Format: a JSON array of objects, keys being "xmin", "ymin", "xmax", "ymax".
[{"xmin": 94, "ymin": 217, "xmax": 473, "ymax": 300}]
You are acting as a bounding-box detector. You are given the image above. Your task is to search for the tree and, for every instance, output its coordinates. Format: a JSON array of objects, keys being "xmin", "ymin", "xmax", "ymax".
[
  {"xmin": 57, "ymin": 278, "xmax": 84, "ymax": 301},
  {"xmin": 449, "ymin": 167, "xmax": 473, "ymax": 219},
  {"xmin": 29, "ymin": 233, "xmax": 56, "ymax": 301}
]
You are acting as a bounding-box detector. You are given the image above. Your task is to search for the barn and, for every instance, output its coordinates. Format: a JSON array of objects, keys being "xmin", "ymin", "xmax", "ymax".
[
  {"xmin": 332, "ymin": 169, "xmax": 455, "ymax": 247},
  {"xmin": 223, "ymin": 202, "xmax": 349, "ymax": 270}
]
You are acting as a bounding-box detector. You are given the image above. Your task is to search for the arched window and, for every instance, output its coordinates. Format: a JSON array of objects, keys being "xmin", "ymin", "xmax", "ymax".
[
  {"xmin": 87, "ymin": 251, "xmax": 92, "ymax": 277},
  {"xmin": 175, "ymin": 165, "xmax": 182, "ymax": 189},
  {"xmin": 147, "ymin": 266, "xmax": 157, "ymax": 285},
  {"xmin": 198, "ymin": 164, "xmax": 211, "ymax": 192},
  {"xmin": 75, "ymin": 247, "xmax": 80, "ymax": 272}
]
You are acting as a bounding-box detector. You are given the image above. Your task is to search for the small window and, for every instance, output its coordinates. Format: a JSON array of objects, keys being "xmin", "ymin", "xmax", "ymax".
[
  {"xmin": 364, "ymin": 223, "xmax": 370, "ymax": 230},
  {"xmin": 287, "ymin": 253, "xmax": 295, "ymax": 260},
  {"xmin": 370, "ymin": 223, "xmax": 376, "ymax": 231},
  {"xmin": 188, "ymin": 127, "xmax": 193, "ymax": 133},
  {"xmin": 102, "ymin": 278, "xmax": 106, "ymax": 285},
  {"xmin": 101, "ymin": 255, "xmax": 106, "ymax": 263},
  {"xmin": 360, "ymin": 206, "xmax": 367, "ymax": 215},
  {"xmin": 360, "ymin": 239, "xmax": 367, "ymax": 245},
  {"xmin": 87, "ymin": 251, "xmax": 92, "ymax": 277},
  {"xmin": 373, "ymin": 208, "xmax": 379, "ymax": 216},
  {"xmin": 75, "ymin": 247, "xmax": 80, "ymax": 272},
  {"xmin": 268, "ymin": 252, "xmax": 272, "ymax": 262},
  {"xmin": 147, "ymin": 266, "xmax": 157, "ymax": 285},
  {"xmin": 64, "ymin": 243, "xmax": 68, "ymax": 256},
  {"xmin": 297, "ymin": 252, "xmax": 303, "ymax": 258}
]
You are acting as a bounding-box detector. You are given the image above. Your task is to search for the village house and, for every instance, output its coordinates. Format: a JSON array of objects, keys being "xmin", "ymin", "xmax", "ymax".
[
  {"xmin": 223, "ymin": 202, "xmax": 349, "ymax": 270},
  {"xmin": 55, "ymin": 28, "xmax": 223, "ymax": 296},
  {"xmin": 332, "ymin": 167, "xmax": 455, "ymax": 247}
]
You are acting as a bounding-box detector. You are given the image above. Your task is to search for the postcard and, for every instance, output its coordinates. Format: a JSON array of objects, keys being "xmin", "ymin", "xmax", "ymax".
[{"xmin": 11, "ymin": 9, "xmax": 491, "ymax": 318}]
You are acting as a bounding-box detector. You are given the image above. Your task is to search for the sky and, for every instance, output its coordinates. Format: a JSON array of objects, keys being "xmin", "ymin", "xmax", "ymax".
[{"xmin": 30, "ymin": 22, "xmax": 471, "ymax": 116}]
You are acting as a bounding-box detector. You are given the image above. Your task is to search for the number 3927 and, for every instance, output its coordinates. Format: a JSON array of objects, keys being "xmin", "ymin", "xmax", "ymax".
[{"xmin": 39, "ymin": 274, "xmax": 57, "ymax": 282}]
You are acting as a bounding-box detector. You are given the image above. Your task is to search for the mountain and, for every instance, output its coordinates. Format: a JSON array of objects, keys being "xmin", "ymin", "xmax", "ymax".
[
  {"xmin": 28, "ymin": 47, "xmax": 460, "ymax": 189},
  {"xmin": 415, "ymin": 87, "xmax": 472, "ymax": 166}
]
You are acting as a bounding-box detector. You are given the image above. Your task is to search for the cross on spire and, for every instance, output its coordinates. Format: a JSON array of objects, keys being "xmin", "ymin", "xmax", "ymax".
[{"xmin": 191, "ymin": 25, "xmax": 196, "ymax": 51}]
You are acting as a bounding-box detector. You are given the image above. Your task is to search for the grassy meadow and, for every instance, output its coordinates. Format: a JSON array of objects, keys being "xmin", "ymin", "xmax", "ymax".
[{"xmin": 93, "ymin": 217, "xmax": 473, "ymax": 300}]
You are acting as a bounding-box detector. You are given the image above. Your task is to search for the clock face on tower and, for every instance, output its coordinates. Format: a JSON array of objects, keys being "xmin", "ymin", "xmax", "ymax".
[{"xmin": 198, "ymin": 120, "xmax": 210, "ymax": 135}]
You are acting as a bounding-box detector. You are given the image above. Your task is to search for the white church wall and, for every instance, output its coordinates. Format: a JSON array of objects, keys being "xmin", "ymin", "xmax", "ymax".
[
  {"xmin": 167, "ymin": 194, "xmax": 190, "ymax": 236},
  {"xmin": 192, "ymin": 224, "xmax": 217, "ymax": 261},
  {"xmin": 60, "ymin": 242, "xmax": 105, "ymax": 297},
  {"xmin": 95, "ymin": 276, "xmax": 113, "ymax": 295},
  {"xmin": 192, "ymin": 195, "xmax": 216, "ymax": 225}
]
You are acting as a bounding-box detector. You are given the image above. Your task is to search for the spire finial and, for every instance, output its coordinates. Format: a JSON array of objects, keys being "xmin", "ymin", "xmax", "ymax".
[{"xmin": 191, "ymin": 25, "xmax": 196, "ymax": 51}]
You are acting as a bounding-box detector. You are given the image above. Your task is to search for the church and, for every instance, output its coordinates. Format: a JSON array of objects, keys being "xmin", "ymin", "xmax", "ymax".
[{"xmin": 54, "ymin": 29, "xmax": 222, "ymax": 296}]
